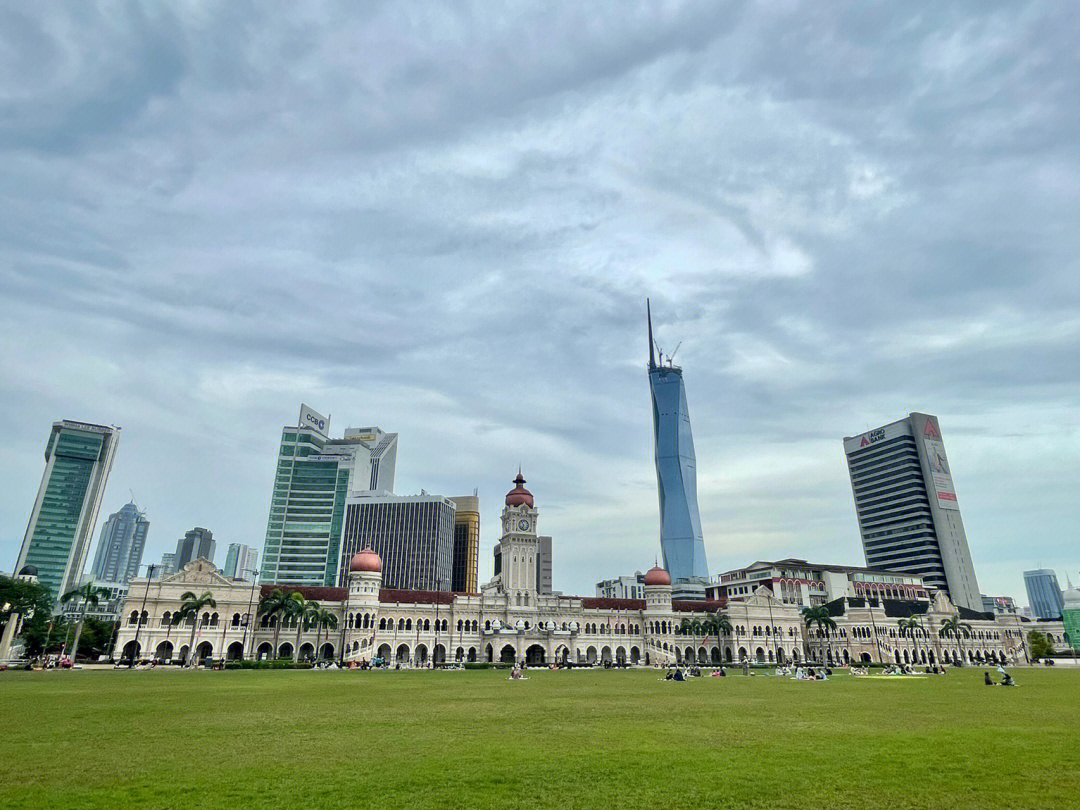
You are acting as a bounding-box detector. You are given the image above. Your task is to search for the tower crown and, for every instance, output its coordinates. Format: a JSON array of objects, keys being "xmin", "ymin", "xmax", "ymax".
[{"xmin": 505, "ymin": 471, "xmax": 534, "ymax": 507}]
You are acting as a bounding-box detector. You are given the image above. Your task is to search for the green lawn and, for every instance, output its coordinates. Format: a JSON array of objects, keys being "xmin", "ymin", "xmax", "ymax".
[{"xmin": 0, "ymin": 666, "xmax": 1077, "ymax": 809}]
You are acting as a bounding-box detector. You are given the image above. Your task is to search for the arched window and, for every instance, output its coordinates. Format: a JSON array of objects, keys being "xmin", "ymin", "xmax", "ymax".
[
  {"xmin": 129, "ymin": 610, "xmax": 139, "ymax": 626},
  {"xmin": 405, "ymin": 618, "xmax": 413, "ymax": 631},
  {"xmin": 457, "ymin": 619, "xmax": 463, "ymax": 632},
  {"xmin": 231, "ymin": 613, "xmax": 241, "ymax": 627}
]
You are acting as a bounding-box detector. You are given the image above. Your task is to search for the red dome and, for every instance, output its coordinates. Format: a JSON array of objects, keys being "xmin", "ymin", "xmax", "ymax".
[
  {"xmin": 644, "ymin": 565, "xmax": 671, "ymax": 586},
  {"xmin": 349, "ymin": 548, "xmax": 382, "ymax": 573},
  {"xmin": 505, "ymin": 471, "xmax": 534, "ymax": 507}
]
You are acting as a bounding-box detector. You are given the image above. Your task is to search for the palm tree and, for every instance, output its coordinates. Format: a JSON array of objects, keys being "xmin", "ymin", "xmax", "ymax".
[
  {"xmin": 258, "ymin": 588, "xmax": 304, "ymax": 659},
  {"xmin": 677, "ymin": 617, "xmax": 694, "ymax": 636},
  {"xmin": 802, "ymin": 605, "xmax": 837, "ymax": 665},
  {"xmin": 294, "ymin": 598, "xmax": 320, "ymax": 662},
  {"xmin": 60, "ymin": 582, "xmax": 111, "ymax": 662},
  {"xmin": 176, "ymin": 591, "xmax": 217, "ymax": 666},
  {"xmin": 313, "ymin": 608, "xmax": 338, "ymax": 661},
  {"xmin": 714, "ymin": 611, "xmax": 733, "ymax": 638},
  {"xmin": 897, "ymin": 616, "xmax": 923, "ymax": 664},
  {"xmin": 938, "ymin": 616, "xmax": 973, "ymax": 666}
]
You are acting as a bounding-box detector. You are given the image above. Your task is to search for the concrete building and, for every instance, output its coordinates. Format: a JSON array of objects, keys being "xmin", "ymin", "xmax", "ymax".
[
  {"xmin": 707, "ymin": 559, "xmax": 930, "ymax": 608},
  {"xmin": 647, "ymin": 302, "xmax": 709, "ymax": 591},
  {"xmin": 223, "ymin": 543, "xmax": 259, "ymax": 580},
  {"xmin": 261, "ymin": 405, "xmax": 398, "ymax": 587},
  {"xmin": 449, "ymin": 495, "xmax": 480, "ymax": 593},
  {"xmin": 536, "ymin": 535, "xmax": 553, "ymax": 594},
  {"xmin": 1023, "ymin": 569, "xmax": 1064, "ymax": 619},
  {"xmin": 596, "ymin": 573, "xmax": 646, "ymax": 600},
  {"xmin": 15, "ymin": 420, "xmax": 120, "ymax": 601},
  {"xmin": 981, "ymin": 594, "xmax": 1019, "ymax": 615},
  {"xmin": 114, "ymin": 472, "xmax": 1062, "ymax": 669},
  {"xmin": 843, "ymin": 413, "xmax": 982, "ymax": 611},
  {"xmin": 175, "ymin": 528, "xmax": 215, "ymax": 569},
  {"xmin": 90, "ymin": 501, "xmax": 149, "ymax": 585},
  {"xmin": 156, "ymin": 553, "xmax": 178, "ymax": 577},
  {"xmin": 61, "ymin": 578, "xmax": 129, "ymax": 622},
  {"xmin": 338, "ymin": 492, "xmax": 455, "ymax": 591}
]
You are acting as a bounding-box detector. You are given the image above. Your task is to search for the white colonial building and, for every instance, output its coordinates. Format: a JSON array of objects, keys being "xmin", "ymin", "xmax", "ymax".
[{"xmin": 113, "ymin": 474, "xmax": 1065, "ymax": 669}]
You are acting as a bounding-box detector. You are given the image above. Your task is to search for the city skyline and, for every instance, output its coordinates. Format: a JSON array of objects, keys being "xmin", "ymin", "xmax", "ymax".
[{"xmin": 3, "ymin": 4, "xmax": 1079, "ymax": 603}]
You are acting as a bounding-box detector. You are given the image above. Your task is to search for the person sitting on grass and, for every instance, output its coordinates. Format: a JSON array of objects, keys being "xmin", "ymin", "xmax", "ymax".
[
  {"xmin": 1001, "ymin": 672, "xmax": 1015, "ymax": 687},
  {"xmin": 984, "ymin": 671, "xmax": 996, "ymax": 686}
]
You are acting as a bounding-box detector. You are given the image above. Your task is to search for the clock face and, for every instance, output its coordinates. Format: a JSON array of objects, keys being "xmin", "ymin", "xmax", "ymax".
[{"xmin": 518, "ymin": 519, "xmax": 530, "ymax": 531}]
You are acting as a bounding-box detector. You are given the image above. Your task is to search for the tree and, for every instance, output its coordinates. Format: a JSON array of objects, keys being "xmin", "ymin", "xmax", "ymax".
[
  {"xmin": 714, "ymin": 611, "xmax": 733, "ymax": 638},
  {"xmin": 176, "ymin": 591, "xmax": 217, "ymax": 665},
  {"xmin": 802, "ymin": 605, "xmax": 837, "ymax": 664},
  {"xmin": 60, "ymin": 582, "xmax": 112, "ymax": 662},
  {"xmin": 897, "ymin": 616, "xmax": 924, "ymax": 664},
  {"xmin": 0, "ymin": 575, "xmax": 55, "ymax": 657},
  {"xmin": 677, "ymin": 617, "xmax": 693, "ymax": 636},
  {"xmin": 938, "ymin": 616, "xmax": 973, "ymax": 666},
  {"xmin": 294, "ymin": 598, "xmax": 320, "ymax": 661},
  {"xmin": 258, "ymin": 589, "xmax": 304, "ymax": 659},
  {"xmin": 1028, "ymin": 630, "xmax": 1055, "ymax": 661},
  {"xmin": 313, "ymin": 608, "xmax": 338, "ymax": 661}
]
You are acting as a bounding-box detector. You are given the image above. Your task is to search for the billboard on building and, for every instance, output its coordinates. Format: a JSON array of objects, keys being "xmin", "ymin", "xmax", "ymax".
[
  {"xmin": 921, "ymin": 419, "xmax": 959, "ymax": 511},
  {"xmin": 843, "ymin": 419, "xmax": 911, "ymax": 455},
  {"xmin": 299, "ymin": 404, "xmax": 330, "ymax": 437}
]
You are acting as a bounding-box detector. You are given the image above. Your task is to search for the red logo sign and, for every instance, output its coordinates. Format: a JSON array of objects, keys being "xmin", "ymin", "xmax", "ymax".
[{"xmin": 924, "ymin": 421, "xmax": 941, "ymax": 439}]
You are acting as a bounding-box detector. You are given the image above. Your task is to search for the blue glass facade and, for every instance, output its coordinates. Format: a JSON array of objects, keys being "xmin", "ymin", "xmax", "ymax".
[{"xmin": 649, "ymin": 362, "xmax": 709, "ymax": 582}]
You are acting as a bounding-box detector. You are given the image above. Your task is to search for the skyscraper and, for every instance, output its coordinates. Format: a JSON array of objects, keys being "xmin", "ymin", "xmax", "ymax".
[
  {"xmin": 90, "ymin": 501, "xmax": 149, "ymax": 584},
  {"xmin": 15, "ymin": 420, "xmax": 120, "ymax": 601},
  {"xmin": 261, "ymin": 404, "xmax": 399, "ymax": 587},
  {"xmin": 1023, "ymin": 569, "xmax": 1064, "ymax": 619},
  {"xmin": 647, "ymin": 302, "xmax": 709, "ymax": 586},
  {"xmin": 843, "ymin": 412, "xmax": 982, "ymax": 611},
  {"xmin": 449, "ymin": 495, "xmax": 480, "ymax": 593},
  {"xmin": 535, "ymin": 535, "xmax": 553, "ymax": 594},
  {"xmin": 338, "ymin": 492, "xmax": 455, "ymax": 591},
  {"xmin": 223, "ymin": 543, "xmax": 259, "ymax": 579},
  {"xmin": 174, "ymin": 527, "xmax": 215, "ymax": 569},
  {"xmin": 157, "ymin": 553, "xmax": 177, "ymax": 577}
]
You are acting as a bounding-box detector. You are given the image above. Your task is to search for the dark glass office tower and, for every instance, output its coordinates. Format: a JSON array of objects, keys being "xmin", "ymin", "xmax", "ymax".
[{"xmin": 647, "ymin": 302, "xmax": 709, "ymax": 584}]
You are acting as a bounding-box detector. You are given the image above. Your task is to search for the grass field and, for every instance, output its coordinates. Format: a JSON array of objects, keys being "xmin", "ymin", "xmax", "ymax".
[{"xmin": 1, "ymin": 666, "xmax": 1077, "ymax": 810}]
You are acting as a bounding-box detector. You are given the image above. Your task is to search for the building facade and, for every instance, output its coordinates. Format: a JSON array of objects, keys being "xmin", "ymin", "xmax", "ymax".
[
  {"xmin": 1023, "ymin": 569, "xmax": 1064, "ymax": 619},
  {"xmin": 223, "ymin": 543, "xmax": 259, "ymax": 580},
  {"xmin": 175, "ymin": 527, "xmax": 215, "ymax": 569},
  {"xmin": 843, "ymin": 413, "xmax": 982, "ymax": 611},
  {"xmin": 708, "ymin": 559, "xmax": 930, "ymax": 608},
  {"xmin": 338, "ymin": 492, "xmax": 455, "ymax": 591},
  {"xmin": 449, "ymin": 495, "xmax": 479, "ymax": 593},
  {"xmin": 596, "ymin": 573, "xmax": 646, "ymax": 600},
  {"xmin": 536, "ymin": 535, "xmax": 553, "ymax": 594},
  {"xmin": 90, "ymin": 501, "xmax": 149, "ymax": 585},
  {"xmin": 981, "ymin": 594, "xmax": 1019, "ymax": 615},
  {"xmin": 157, "ymin": 553, "xmax": 177, "ymax": 577},
  {"xmin": 16, "ymin": 420, "xmax": 120, "ymax": 601},
  {"xmin": 647, "ymin": 302, "xmax": 709, "ymax": 587}
]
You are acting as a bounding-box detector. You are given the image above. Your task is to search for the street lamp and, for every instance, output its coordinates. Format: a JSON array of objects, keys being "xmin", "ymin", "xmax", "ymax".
[
  {"xmin": 129, "ymin": 563, "xmax": 156, "ymax": 667},
  {"xmin": 240, "ymin": 570, "xmax": 260, "ymax": 661}
]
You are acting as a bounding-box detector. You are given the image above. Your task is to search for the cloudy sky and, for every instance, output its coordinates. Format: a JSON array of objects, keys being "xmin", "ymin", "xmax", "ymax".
[{"xmin": 3, "ymin": 2, "xmax": 1078, "ymax": 604}]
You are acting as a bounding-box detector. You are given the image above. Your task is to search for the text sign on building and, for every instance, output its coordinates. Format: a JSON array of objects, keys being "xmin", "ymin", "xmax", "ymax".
[
  {"xmin": 299, "ymin": 404, "xmax": 330, "ymax": 437},
  {"xmin": 843, "ymin": 419, "xmax": 911, "ymax": 454}
]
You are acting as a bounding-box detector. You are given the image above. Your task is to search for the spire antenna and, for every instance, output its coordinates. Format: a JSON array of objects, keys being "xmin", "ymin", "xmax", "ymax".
[{"xmin": 647, "ymin": 298, "xmax": 656, "ymax": 369}]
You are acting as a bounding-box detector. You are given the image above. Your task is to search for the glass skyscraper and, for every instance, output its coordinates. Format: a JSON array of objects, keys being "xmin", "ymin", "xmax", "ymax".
[
  {"xmin": 1023, "ymin": 569, "xmax": 1064, "ymax": 619},
  {"xmin": 90, "ymin": 500, "xmax": 149, "ymax": 584},
  {"xmin": 647, "ymin": 303, "xmax": 709, "ymax": 584},
  {"xmin": 16, "ymin": 420, "xmax": 120, "ymax": 601}
]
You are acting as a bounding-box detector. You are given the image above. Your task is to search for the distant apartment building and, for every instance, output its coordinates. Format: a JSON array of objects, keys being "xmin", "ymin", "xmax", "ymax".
[
  {"xmin": 223, "ymin": 543, "xmax": 259, "ymax": 579},
  {"xmin": 90, "ymin": 501, "xmax": 149, "ymax": 584},
  {"xmin": 1024, "ymin": 569, "xmax": 1064, "ymax": 619},
  {"xmin": 596, "ymin": 572, "xmax": 647, "ymax": 600},
  {"xmin": 338, "ymin": 492, "xmax": 455, "ymax": 591},
  {"xmin": 843, "ymin": 412, "xmax": 982, "ymax": 611},
  {"xmin": 261, "ymin": 404, "xmax": 398, "ymax": 587},
  {"xmin": 174, "ymin": 527, "xmax": 215, "ymax": 569},
  {"xmin": 449, "ymin": 495, "xmax": 480, "ymax": 593},
  {"xmin": 156, "ymin": 553, "xmax": 178, "ymax": 577},
  {"xmin": 61, "ymin": 578, "xmax": 129, "ymax": 622},
  {"xmin": 708, "ymin": 558, "xmax": 930, "ymax": 607},
  {"xmin": 15, "ymin": 420, "xmax": 120, "ymax": 601}
]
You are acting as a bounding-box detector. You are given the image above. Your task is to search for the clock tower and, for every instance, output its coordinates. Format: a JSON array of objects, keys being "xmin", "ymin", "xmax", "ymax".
[{"xmin": 494, "ymin": 471, "xmax": 540, "ymax": 607}]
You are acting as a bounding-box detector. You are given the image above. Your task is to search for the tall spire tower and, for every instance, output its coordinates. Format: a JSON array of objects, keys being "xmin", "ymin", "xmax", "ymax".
[{"xmin": 646, "ymin": 302, "xmax": 709, "ymax": 589}]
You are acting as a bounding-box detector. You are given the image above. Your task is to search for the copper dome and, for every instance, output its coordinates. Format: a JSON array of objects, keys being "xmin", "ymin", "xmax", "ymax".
[
  {"xmin": 349, "ymin": 548, "xmax": 382, "ymax": 573},
  {"xmin": 505, "ymin": 471, "xmax": 534, "ymax": 507},
  {"xmin": 644, "ymin": 565, "xmax": 671, "ymax": 586}
]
